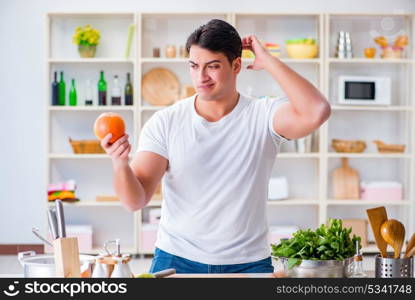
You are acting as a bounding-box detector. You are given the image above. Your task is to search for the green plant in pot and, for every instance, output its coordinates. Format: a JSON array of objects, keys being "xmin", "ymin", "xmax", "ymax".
[{"xmin": 72, "ymin": 25, "xmax": 100, "ymax": 58}]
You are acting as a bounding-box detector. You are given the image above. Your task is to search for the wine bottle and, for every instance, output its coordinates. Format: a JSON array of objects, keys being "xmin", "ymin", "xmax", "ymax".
[
  {"xmin": 58, "ymin": 71, "xmax": 66, "ymax": 106},
  {"xmin": 51, "ymin": 71, "xmax": 59, "ymax": 106},
  {"xmin": 98, "ymin": 70, "xmax": 107, "ymax": 106},
  {"xmin": 85, "ymin": 79, "xmax": 93, "ymax": 106},
  {"xmin": 69, "ymin": 78, "xmax": 77, "ymax": 106},
  {"xmin": 111, "ymin": 75, "xmax": 121, "ymax": 105},
  {"xmin": 125, "ymin": 72, "xmax": 133, "ymax": 106}
]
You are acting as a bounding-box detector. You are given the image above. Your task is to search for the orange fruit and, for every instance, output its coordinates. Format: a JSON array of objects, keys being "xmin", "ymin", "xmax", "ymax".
[{"xmin": 94, "ymin": 112, "xmax": 125, "ymax": 144}]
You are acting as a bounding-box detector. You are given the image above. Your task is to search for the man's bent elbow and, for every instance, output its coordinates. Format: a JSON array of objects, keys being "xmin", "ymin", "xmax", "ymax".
[{"xmin": 313, "ymin": 99, "xmax": 331, "ymax": 127}]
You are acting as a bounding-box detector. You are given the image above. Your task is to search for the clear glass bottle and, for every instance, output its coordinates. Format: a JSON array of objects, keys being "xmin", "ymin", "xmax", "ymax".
[
  {"xmin": 111, "ymin": 75, "xmax": 122, "ymax": 105},
  {"xmin": 84, "ymin": 79, "xmax": 93, "ymax": 106},
  {"xmin": 348, "ymin": 241, "xmax": 368, "ymax": 278}
]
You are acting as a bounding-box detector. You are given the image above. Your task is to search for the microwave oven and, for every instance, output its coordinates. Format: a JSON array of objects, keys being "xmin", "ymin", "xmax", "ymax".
[{"xmin": 338, "ymin": 76, "xmax": 391, "ymax": 106}]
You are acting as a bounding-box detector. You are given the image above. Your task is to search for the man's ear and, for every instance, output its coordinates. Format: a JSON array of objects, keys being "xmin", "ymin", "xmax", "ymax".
[{"xmin": 233, "ymin": 57, "xmax": 242, "ymax": 74}]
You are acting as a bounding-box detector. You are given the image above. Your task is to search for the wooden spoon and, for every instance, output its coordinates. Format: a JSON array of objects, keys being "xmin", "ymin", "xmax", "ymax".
[
  {"xmin": 404, "ymin": 233, "xmax": 415, "ymax": 258},
  {"xmin": 380, "ymin": 219, "xmax": 405, "ymax": 259},
  {"xmin": 366, "ymin": 207, "xmax": 388, "ymax": 258}
]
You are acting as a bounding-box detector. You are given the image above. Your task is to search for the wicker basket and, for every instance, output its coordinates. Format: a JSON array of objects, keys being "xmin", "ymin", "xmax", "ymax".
[
  {"xmin": 69, "ymin": 138, "xmax": 105, "ymax": 154},
  {"xmin": 332, "ymin": 139, "xmax": 366, "ymax": 153},
  {"xmin": 373, "ymin": 140, "xmax": 406, "ymax": 153}
]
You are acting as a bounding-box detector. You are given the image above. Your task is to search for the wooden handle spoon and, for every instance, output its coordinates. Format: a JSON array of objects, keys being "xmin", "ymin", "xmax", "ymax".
[
  {"xmin": 405, "ymin": 247, "xmax": 415, "ymax": 258},
  {"xmin": 380, "ymin": 219, "xmax": 405, "ymax": 259},
  {"xmin": 404, "ymin": 233, "xmax": 415, "ymax": 258}
]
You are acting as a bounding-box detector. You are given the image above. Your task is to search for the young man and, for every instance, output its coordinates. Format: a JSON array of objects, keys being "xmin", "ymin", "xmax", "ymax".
[{"xmin": 101, "ymin": 19, "xmax": 330, "ymax": 274}]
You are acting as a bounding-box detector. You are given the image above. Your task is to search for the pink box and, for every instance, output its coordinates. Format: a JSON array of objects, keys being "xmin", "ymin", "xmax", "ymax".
[
  {"xmin": 360, "ymin": 182, "xmax": 402, "ymax": 201},
  {"xmin": 45, "ymin": 225, "xmax": 93, "ymax": 253},
  {"xmin": 141, "ymin": 224, "xmax": 158, "ymax": 252}
]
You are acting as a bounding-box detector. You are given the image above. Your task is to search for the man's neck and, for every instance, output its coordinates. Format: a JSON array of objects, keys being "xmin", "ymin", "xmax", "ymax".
[{"xmin": 195, "ymin": 91, "xmax": 240, "ymax": 122}]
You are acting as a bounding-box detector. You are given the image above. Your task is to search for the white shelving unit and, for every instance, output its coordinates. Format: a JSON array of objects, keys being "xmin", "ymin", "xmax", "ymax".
[
  {"xmin": 45, "ymin": 12, "xmax": 415, "ymax": 255},
  {"xmin": 324, "ymin": 13, "xmax": 414, "ymax": 254},
  {"xmin": 45, "ymin": 12, "xmax": 139, "ymax": 254}
]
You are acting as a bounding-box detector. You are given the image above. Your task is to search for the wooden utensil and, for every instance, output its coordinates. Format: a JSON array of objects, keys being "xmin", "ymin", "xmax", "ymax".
[
  {"xmin": 333, "ymin": 157, "xmax": 360, "ymax": 199},
  {"xmin": 404, "ymin": 233, "xmax": 415, "ymax": 258},
  {"xmin": 366, "ymin": 206, "xmax": 388, "ymax": 258},
  {"xmin": 142, "ymin": 68, "xmax": 180, "ymax": 106},
  {"xmin": 380, "ymin": 219, "xmax": 405, "ymax": 259},
  {"xmin": 405, "ymin": 247, "xmax": 415, "ymax": 258}
]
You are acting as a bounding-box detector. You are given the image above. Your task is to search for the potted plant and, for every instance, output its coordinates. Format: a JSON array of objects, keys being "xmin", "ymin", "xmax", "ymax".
[{"xmin": 72, "ymin": 25, "xmax": 101, "ymax": 58}]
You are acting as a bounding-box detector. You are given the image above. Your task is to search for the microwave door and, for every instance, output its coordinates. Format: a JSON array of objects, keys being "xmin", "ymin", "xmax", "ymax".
[{"xmin": 345, "ymin": 81, "xmax": 375, "ymax": 103}]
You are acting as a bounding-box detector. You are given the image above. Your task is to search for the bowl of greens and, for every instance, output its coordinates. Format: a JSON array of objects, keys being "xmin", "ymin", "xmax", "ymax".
[{"xmin": 271, "ymin": 219, "xmax": 361, "ymax": 278}]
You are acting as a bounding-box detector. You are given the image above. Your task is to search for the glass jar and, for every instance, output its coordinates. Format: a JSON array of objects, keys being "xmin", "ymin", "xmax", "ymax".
[
  {"xmin": 165, "ymin": 45, "xmax": 176, "ymax": 58},
  {"xmin": 153, "ymin": 47, "xmax": 160, "ymax": 58}
]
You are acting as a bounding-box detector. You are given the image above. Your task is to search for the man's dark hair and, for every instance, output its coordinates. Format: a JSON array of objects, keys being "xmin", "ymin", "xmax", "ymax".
[{"xmin": 186, "ymin": 19, "xmax": 242, "ymax": 64}]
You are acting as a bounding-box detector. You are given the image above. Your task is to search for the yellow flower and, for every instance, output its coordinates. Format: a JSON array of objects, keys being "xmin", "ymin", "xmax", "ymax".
[{"xmin": 72, "ymin": 24, "xmax": 100, "ymax": 45}]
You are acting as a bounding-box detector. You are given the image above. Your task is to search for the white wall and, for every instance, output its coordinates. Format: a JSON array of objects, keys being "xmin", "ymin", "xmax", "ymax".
[{"xmin": 1, "ymin": 0, "xmax": 414, "ymax": 243}]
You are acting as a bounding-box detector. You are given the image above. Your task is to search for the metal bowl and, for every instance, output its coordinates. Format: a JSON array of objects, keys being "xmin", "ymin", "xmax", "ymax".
[
  {"xmin": 272, "ymin": 256, "xmax": 353, "ymax": 278},
  {"xmin": 18, "ymin": 251, "xmax": 96, "ymax": 278}
]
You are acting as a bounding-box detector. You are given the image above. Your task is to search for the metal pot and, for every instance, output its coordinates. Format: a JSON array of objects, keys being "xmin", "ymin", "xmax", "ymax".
[
  {"xmin": 273, "ymin": 256, "xmax": 353, "ymax": 278},
  {"xmin": 18, "ymin": 251, "xmax": 96, "ymax": 278}
]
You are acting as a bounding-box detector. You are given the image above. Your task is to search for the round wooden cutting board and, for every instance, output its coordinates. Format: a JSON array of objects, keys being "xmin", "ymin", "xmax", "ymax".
[{"xmin": 142, "ymin": 68, "xmax": 180, "ymax": 106}]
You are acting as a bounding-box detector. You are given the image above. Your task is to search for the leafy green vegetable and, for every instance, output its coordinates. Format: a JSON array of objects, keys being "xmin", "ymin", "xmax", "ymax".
[{"xmin": 271, "ymin": 219, "xmax": 361, "ymax": 269}]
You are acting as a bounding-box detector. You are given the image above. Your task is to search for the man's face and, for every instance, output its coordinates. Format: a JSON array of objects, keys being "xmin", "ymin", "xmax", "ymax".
[{"xmin": 188, "ymin": 45, "xmax": 241, "ymax": 101}]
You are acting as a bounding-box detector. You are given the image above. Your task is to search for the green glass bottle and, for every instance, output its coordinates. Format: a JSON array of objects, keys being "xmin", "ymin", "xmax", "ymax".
[
  {"xmin": 98, "ymin": 70, "xmax": 107, "ymax": 105},
  {"xmin": 125, "ymin": 72, "xmax": 133, "ymax": 105},
  {"xmin": 58, "ymin": 71, "xmax": 66, "ymax": 106},
  {"xmin": 69, "ymin": 79, "xmax": 77, "ymax": 106}
]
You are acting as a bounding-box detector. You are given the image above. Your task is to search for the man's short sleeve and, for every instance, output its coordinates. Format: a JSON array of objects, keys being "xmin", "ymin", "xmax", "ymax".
[
  {"xmin": 136, "ymin": 111, "xmax": 168, "ymax": 159},
  {"xmin": 266, "ymin": 96, "xmax": 290, "ymax": 147}
]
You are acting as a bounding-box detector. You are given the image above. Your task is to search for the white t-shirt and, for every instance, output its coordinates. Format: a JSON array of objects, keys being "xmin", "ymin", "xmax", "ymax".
[{"xmin": 137, "ymin": 93, "xmax": 289, "ymax": 265}]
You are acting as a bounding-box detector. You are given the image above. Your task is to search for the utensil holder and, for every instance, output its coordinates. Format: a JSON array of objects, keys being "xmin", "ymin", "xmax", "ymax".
[
  {"xmin": 375, "ymin": 254, "xmax": 413, "ymax": 278},
  {"xmin": 53, "ymin": 237, "xmax": 81, "ymax": 278}
]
